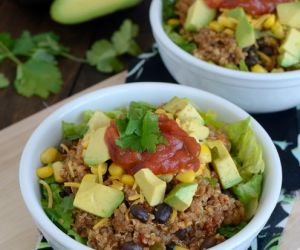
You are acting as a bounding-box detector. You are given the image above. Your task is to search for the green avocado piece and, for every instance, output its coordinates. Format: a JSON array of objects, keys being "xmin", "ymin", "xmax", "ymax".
[
  {"xmin": 278, "ymin": 51, "xmax": 299, "ymax": 67},
  {"xmin": 164, "ymin": 182, "xmax": 198, "ymax": 211},
  {"xmin": 134, "ymin": 168, "xmax": 166, "ymax": 206},
  {"xmin": 87, "ymin": 111, "xmax": 111, "ymax": 131},
  {"xmin": 74, "ymin": 181, "xmax": 124, "ymax": 217},
  {"xmin": 280, "ymin": 28, "xmax": 300, "ymax": 59},
  {"xmin": 235, "ymin": 16, "xmax": 255, "ymax": 48},
  {"xmin": 84, "ymin": 126, "xmax": 110, "ymax": 166},
  {"xmin": 207, "ymin": 140, "xmax": 242, "ymax": 189},
  {"xmin": 50, "ymin": 0, "xmax": 142, "ymax": 24},
  {"xmin": 277, "ymin": 2, "xmax": 300, "ymax": 28},
  {"xmin": 184, "ymin": 0, "xmax": 216, "ymax": 32},
  {"xmin": 227, "ymin": 7, "xmax": 246, "ymax": 21},
  {"xmin": 163, "ymin": 97, "xmax": 209, "ymax": 141}
]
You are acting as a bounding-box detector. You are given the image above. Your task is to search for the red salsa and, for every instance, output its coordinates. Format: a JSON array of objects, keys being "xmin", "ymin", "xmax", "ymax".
[
  {"xmin": 105, "ymin": 115, "xmax": 200, "ymax": 175},
  {"xmin": 204, "ymin": 0, "xmax": 293, "ymax": 15}
]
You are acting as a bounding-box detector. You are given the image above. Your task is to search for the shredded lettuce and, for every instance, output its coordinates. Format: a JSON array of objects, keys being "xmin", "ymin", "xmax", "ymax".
[
  {"xmin": 232, "ymin": 174, "xmax": 263, "ymax": 219},
  {"xmin": 200, "ymin": 110, "xmax": 225, "ymax": 129},
  {"xmin": 62, "ymin": 121, "xmax": 88, "ymax": 141},
  {"xmin": 40, "ymin": 177, "xmax": 86, "ymax": 242},
  {"xmin": 218, "ymin": 221, "xmax": 247, "ymax": 238},
  {"xmin": 82, "ymin": 110, "xmax": 95, "ymax": 123}
]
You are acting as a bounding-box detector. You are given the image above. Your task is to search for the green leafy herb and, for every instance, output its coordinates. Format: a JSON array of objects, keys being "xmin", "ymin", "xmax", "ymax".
[
  {"xmin": 62, "ymin": 121, "xmax": 88, "ymax": 140},
  {"xmin": 0, "ymin": 73, "xmax": 9, "ymax": 88},
  {"xmin": 162, "ymin": 0, "xmax": 177, "ymax": 21},
  {"xmin": 12, "ymin": 31, "xmax": 35, "ymax": 56},
  {"xmin": 218, "ymin": 221, "xmax": 247, "ymax": 238},
  {"xmin": 239, "ymin": 60, "xmax": 249, "ymax": 72},
  {"xmin": 14, "ymin": 59, "xmax": 62, "ymax": 98},
  {"xmin": 86, "ymin": 19, "xmax": 141, "ymax": 73},
  {"xmin": 86, "ymin": 40, "xmax": 123, "ymax": 73},
  {"xmin": 115, "ymin": 102, "xmax": 166, "ymax": 153}
]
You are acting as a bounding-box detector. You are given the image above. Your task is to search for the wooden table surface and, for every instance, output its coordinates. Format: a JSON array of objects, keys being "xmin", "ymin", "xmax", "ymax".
[{"xmin": 0, "ymin": 0, "xmax": 153, "ymax": 130}]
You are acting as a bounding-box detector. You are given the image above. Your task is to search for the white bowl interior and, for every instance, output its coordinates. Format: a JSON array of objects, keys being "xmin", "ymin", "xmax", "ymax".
[{"xmin": 19, "ymin": 83, "xmax": 282, "ymax": 250}]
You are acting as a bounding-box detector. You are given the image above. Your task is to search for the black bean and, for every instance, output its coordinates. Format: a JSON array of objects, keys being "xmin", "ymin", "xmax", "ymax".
[
  {"xmin": 245, "ymin": 53, "xmax": 260, "ymax": 68},
  {"xmin": 166, "ymin": 242, "xmax": 176, "ymax": 250},
  {"xmin": 154, "ymin": 203, "xmax": 172, "ymax": 224},
  {"xmin": 121, "ymin": 242, "xmax": 143, "ymax": 250},
  {"xmin": 175, "ymin": 228, "xmax": 188, "ymax": 240},
  {"xmin": 166, "ymin": 182, "xmax": 173, "ymax": 194},
  {"xmin": 130, "ymin": 204, "xmax": 149, "ymax": 222},
  {"xmin": 199, "ymin": 236, "xmax": 217, "ymax": 249},
  {"xmin": 260, "ymin": 46, "xmax": 274, "ymax": 56},
  {"xmin": 59, "ymin": 187, "xmax": 72, "ymax": 197}
]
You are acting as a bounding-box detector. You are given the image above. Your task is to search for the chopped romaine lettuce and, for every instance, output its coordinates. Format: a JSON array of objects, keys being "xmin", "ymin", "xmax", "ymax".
[
  {"xmin": 218, "ymin": 221, "xmax": 247, "ymax": 238},
  {"xmin": 62, "ymin": 121, "xmax": 88, "ymax": 141}
]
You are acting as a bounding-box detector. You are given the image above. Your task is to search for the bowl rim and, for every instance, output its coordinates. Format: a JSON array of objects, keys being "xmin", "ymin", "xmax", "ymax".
[
  {"xmin": 19, "ymin": 83, "xmax": 282, "ymax": 250},
  {"xmin": 149, "ymin": 0, "xmax": 300, "ymax": 83}
]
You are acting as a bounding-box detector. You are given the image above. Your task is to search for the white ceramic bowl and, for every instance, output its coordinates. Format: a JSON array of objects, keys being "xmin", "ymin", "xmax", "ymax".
[
  {"xmin": 149, "ymin": 0, "xmax": 300, "ymax": 113},
  {"xmin": 19, "ymin": 83, "xmax": 282, "ymax": 250}
]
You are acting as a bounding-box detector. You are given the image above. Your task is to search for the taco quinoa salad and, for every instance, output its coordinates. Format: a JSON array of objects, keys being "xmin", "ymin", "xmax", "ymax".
[
  {"xmin": 163, "ymin": 0, "xmax": 300, "ymax": 72},
  {"xmin": 37, "ymin": 97, "xmax": 264, "ymax": 250}
]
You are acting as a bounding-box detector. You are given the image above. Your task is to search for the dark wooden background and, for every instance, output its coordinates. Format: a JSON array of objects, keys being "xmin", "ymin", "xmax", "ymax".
[{"xmin": 0, "ymin": 0, "xmax": 154, "ymax": 130}]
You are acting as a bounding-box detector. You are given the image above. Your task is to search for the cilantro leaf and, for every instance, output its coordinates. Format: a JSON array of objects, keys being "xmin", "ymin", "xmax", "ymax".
[
  {"xmin": 0, "ymin": 33, "xmax": 14, "ymax": 62},
  {"xmin": 12, "ymin": 31, "xmax": 35, "ymax": 56},
  {"xmin": 31, "ymin": 48, "xmax": 56, "ymax": 63},
  {"xmin": 112, "ymin": 19, "xmax": 141, "ymax": 56},
  {"xmin": 86, "ymin": 39, "xmax": 124, "ymax": 73},
  {"xmin": 115, "ymin": 102, "xmax": 166, "ymax": 152},
  {"xmin": 14, "ymin": 58, "xmax": 62, "ymax": 98},
  {"xmin": 62, "ymin": 121, "xmax": 88, "ymax": 140},
  {"xmin": 0, "ymin": 73, "xmax": 9, "ymax": 88}
]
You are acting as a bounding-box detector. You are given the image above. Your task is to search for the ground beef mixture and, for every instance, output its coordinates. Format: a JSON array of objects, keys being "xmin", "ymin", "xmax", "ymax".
[
  {"xmin": 60, "ymin": 136, "xmax": 245, "ymax": 250},
  {"xmin": 193, "ymin": 28, "xmax": 245, "ymax": 66},
  {"xmin": 175, "ymin": 0, "xmax": 246, "ymax": 66}
]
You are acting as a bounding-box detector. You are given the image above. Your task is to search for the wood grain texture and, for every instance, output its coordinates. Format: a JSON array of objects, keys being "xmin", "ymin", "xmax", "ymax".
[
  {"xmin": 0, "ymin": 71, "xmax": 126, "ymax": 250},
  {"xmin": 0, "ymin": 0, "xmax": 153, "ymax": 130}
]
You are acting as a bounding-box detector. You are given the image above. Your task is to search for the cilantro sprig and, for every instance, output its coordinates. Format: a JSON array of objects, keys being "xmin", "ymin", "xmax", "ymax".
[
  {"xmin": 0, "ymin": 19, "xmax": 141, "ymax": 98},
  {"xmin": 115, "ymin": 102, "xmax": 166, "ymax": 153},
  {"xmin": 86, "ymin": 19, "xmax": 141, "ymax": 73}
]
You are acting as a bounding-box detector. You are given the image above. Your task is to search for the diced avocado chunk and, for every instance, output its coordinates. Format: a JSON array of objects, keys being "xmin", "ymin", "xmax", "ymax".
[
  {"xmin": 164, "ymin": 183, "xmax": 198, "ymax": 211},
  {"xmin": 228, "ymin": 7, "xmax": 245, "ymax": 21},
  {"xmin": 163, "ymin": 97, "xmax": 209, "ymax": 141},
  {"xmin": 134, "ymin": 168, "xmax": 166, "ymax": 206},
  {"xmin": 184, "ymin": 0, "xmax": 216, "ymax": 32},
  {"xmin": 235, "ymin": 16, "xmax": 255, "ymax": 48},
  {"xmin": 278, "ymin": 51, "xmax": 299, "ymax": 67},
  {"xmin": 206, "ymin": 140, "xmax": 242, "ymax": 189},
  {"xmin": 87, "ymin": 111, "xmax": 111, "ymax": 131},
  {"xmin": 74, "ymin": 182, "xmax": 124, "ymax": 217},
  {"xmin": 277, "ymin": 2, "xmax": 300, "ymax": 28},
  {"xmin": 50, "ymin": 0, "xmax": 141, "ymax": 24},
  {"xmin": 280, "ymin": 28, "xmax": 300, "ymax": 59},
  {"xmin": 84, "ymin": 126, "xmax": 110, "ymax": 165}
]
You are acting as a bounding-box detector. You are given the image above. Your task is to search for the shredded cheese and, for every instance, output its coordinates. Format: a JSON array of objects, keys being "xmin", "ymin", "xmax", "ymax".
[
  {"xmin": 39, "ymin": 180, "xmax": 53, "ymax": 209},
  {"xmin": 111, "ymin": 180, "xmax": 124, "ymax": 191},
  {"xmin": 67, "ymin": 162, "xmax": 75, "ymax": 178},
  {"xmin": 64, "ymin": 182, "xmax": 80, "ymax": 188},
  {"xmin": 60, "ymin": 143, "xmax": 69, "ymax": 153},
  {"xmin": 93, "ymin": 218, "xmax": 109, "ymax": 230},
  {"xmin": 170, "ymin": 209, "xmax": 177, "ymax": 223},
  {"xmin": 128, "ymin": 194, "xmax": 140, "ymax": 201}
]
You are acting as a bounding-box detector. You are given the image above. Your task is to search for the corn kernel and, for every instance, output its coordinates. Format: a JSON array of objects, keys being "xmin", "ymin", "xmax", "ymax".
[
  {"xmin": 40, "ymin": 147, "xmax": 58, "ymax": 164},
  {"xmin": 120, "ymin": 174, "xmax": 135, "ymax": 186},
  {"xmin": 271, "ymin": 22, "xmax": 285, "ymax": 39},
  {"xmin": 52, "ymin": 161, "xmax": 64, "ymax": 183},
  {"xmin": 109, "ymin": 163, "xmax": 124, "ymax": 176},
  {"xmin": 209, "ymin": 21, "xmax": 224, "ymax": 33},
  {"xmin": 111, "ymin": 180, "xmax": 124, "ymax": 190},
  {"xmin": 174, "ymin": 246, "xmax": 188, "ymax": 250},
  {"xmin": 176, "ymin": 170, "xmax": 195, "ymax": 183},
  {"xmin": 195, "ymin": 164, "xmax": 211, "ymax": 177},
  {"xmin": 271, "ymin": 68, "xmax": 284, "ymax": 73},
  {"xmin": 36, "ymin": 165, "xmax": 53, "ymax": 179},
  {"xmin": 91, "ymin": 165, "xmax": 98, "ymax": 175},
  {"xmin": 217, "ymin": 16, "xmax": 237, "ymax": 29},
  {"xmin": 251, "ymin": 64, "xmax": 268, "ymax": 73},
  {"xmin": 252, "ymin": 14, "xmax": 270, "ymax": 30},
  {"xmin": 223, "ymin": 28, "xmax": 234, "ymax": 36},
  {"xmin": 263, "ymin": 14, "xmax": 276, "ymax": 29},
  {"xmin": 167, "ymin": 18, "xmax": 180, "ymax": 26},
  {"xmin": 199, "ymin": 144, "xmax": 212, "ymax": 164}
]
